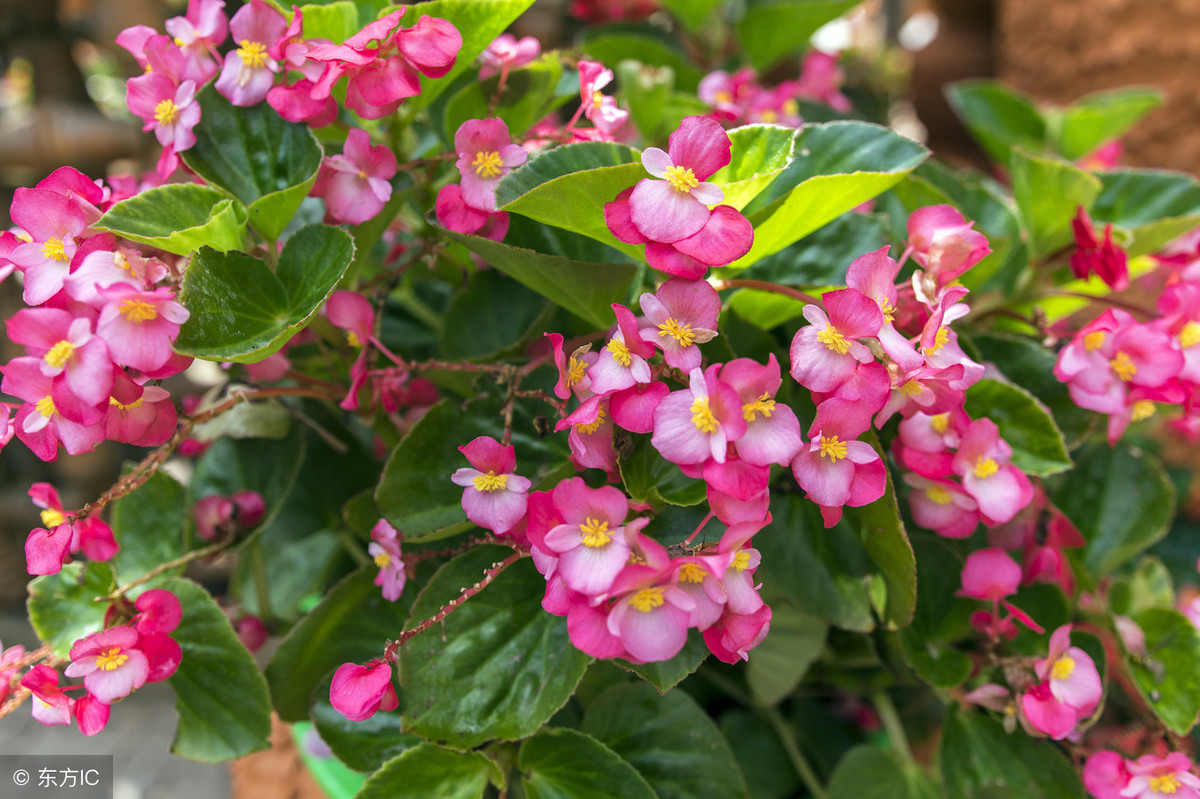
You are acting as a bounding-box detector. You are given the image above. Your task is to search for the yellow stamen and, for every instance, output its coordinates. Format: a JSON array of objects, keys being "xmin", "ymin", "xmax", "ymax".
[
  {"xmin": 576, "ymin": 405, "xmax": 607, "ymax": 436},
  {"xmin": 472, "ymin": 150, "xmax": 503, "ymax": 179},
  {"xmin": 899, "ymin": 380, "xmax": 923, "ymax": 398},
  {"xmin": 782, "ymin": 99, "xmax": 799, "ymax": 116},
  {"xmin": 373, "ymin": 552, "xmax": 391, "ymax": 568},
  {"xmin": 346, "ymin": 330, "xmax": 363, "ymax": 349},
  {"xmin": 237, "ymin": 39, "xmax": 269, "ymax": 69},
  {"xmin": 714, "ymin": 90, "xmax": 733, "ymax": 105},
  {"xmin": 629, "ymin": 587, "xmax": 665, "ymax": 612},
  {"xmin": 44, "ymin": 340, "xmax": 75, "ymax": 369},
  {"xmin": 816, "ymin": 325, "xmax": 851, "ymax": 355},
  {"xmin": 930, "ymin": 413, "xmax": 950, "ymax": 434},
  {"xmin": 566, "ymin": 355, "xmax": 588, "ymax": 387},
  {"xmin": 926, "ymin": 486, "xmax": 952, "ymax": 505},
  {"xmin": 109, "ymin": 395, "xmax": 145, "ymax": 413},
  {"xmin": 592, "ymin": 90, "xmax": 605, "ymax": 109},
  {"xmin": 154, "ymin": 98, "xmax": 177, "ymax": 127},
  {"xmin": 819, "ymin": 435, "xmax": 848, "ymax": 461},
  {"xmin": 663, "ymin": 165, "xmax": 699, "ymax": 194},
  {"xmin": 96, "ymin": 647, "xmax": 129, "ymax": 671},
  {"xmin": 742, "ymin": 392, "xmax": 776, "ymax": 422},
  {"xmin": 1050, "ymin": 655, "xmax": 1075, "ymax": 681},
  {"xmin": 691, "ymin": 396, "xmax": 718, "ymax": 433},
  {"xmin": 973, "ymin": 457, "xmax": 999, "ymax": 479},
  {"xmin": 732, "ymin": 550, "xmax": 751, "ymax": 572},
  {"xmin": 1150, "ymin": 774, "xmax": 1181, "ymax": 794},
  {"xmin": 759, "ymin": 109, "xmax": 778, "ymax": 123},
  {"xmin": 579, "ymin": 517, "xmax": 612, "ymax": 548},
  {"xmin": 658, "ymin": 317, "xmax": 696, "ymax": 347},
  {"xmin": 1083, "ymin": 330, "xmax": 1107, "ymax": 352},
  {"xmin": 607, "ymin": 337, "xmax": 632, "ymax": 367},
  {"xmin": 1131, "ymin": 400, "xmax": 1156, "ymax": 422},
  {"xmin": 472, "ymin": 471, "xmax": 508, "ymax": 492},
  {"xmin": 1110, "ymin": 351, "xmax": 1137, "ymax": 382},
  {"xmin": 1180, "ymin": 321, "xmax": 1200, "ymax": 349},
  {"xmin": 878, "ymin": 298, "xmax": 896, "ymax": 323},
  {"xmin": 40, "ymin": 509, "xmax": 66, "ymax": 529},
  {"xmin": 119, "ymin": 299, "xmax": 158, "ymax": 323},
  {"xmin": 36, "ymin": 396, "xmax": 56, "ymax": 418},
  {"xmin": 41, "ymin": 238, "xmax": 68, "ymax": 262},
  {"xmin": 925, "ymin": 326, "xmax": 950, "ymax": 354},
  {"xmin": 677, "ymin": 562, "xmax": 707, "ymax": 583}
]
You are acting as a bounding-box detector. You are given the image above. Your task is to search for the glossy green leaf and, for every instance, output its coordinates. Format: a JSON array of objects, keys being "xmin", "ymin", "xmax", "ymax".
[
  {"xmin": 1128, "ymin": 556, "xmax": 1176, "ymax": 613},
  {"xmin": 266, "ymin": 566, "xmax": 416, "ymax": 722},
  {"xmin": 109, "ymin": 469, "xmax": 189, "ymax": 583},
  {"xmin": 963, "ymin": 378, "xmax": 1072, "ymax": 476},
  {"xmin": 165, "ymin": 577, "xmax": 272, "ymax": 761},
  {"xmin": 519, "ymin": 727, "xmax": 657, "ymax": 799},
  {"xmin": 735, "ymin": 0, "xmax": 862, "ymax": 71},
  {"xmin": 175, "ymin": 224, "xmax": 354, "ymax": 362},
  {"xmin": 1054, "ymin": 86, "xmax": 1163, "ymax": 161},
  {"xmin": 440, "ymin": 269, "xmax": 550, "ymax": 359},
  {"xmin": 181, "ymin": 84, "xmax": 323, "ymax": 241},
  {"xmin": 402, "ymin": 0, "xmax": 538, "ymax": 111},
  {"xmin": 944, "ymin": 80, "xmax": 1047, "ymax": 164},
  {"xmin": 941, "ymin": 708, "xmax": 1084, "ymax": 799},
  {"xmin": 190, "ymin": 434, "xmax": 305, "ymax": 523},
  {"xmin": 578, "ymin": 25, "xmax": 703, "ymax": 90},
  {"xmin": 1010, "ymin": 147, "xmax": 1102, "ymax": 259},
  {"xmin": 582, "ymin": 682, "xmax": 749, "ymax": 799},
  {"xmin": 731, "ymin": 122, "xmax": 928, "ymax": 269},
  {"xmin": 719, "ymin": 710, "xmax": 801, "ymax": 799},
  {"xmin": 1129, "ymin": 608, "xmax": 1200, "ymax": 735},
  {"xmin": 900, "ymin": 535, "xmax": 973, "ymax": 688},
  {"xmin": 709, "ymin": 124, "xmax": 797, "ymax": 211},
  {"xmin": 1048, "ymin": 441, "xmax": 1174, "ymax": 576},
  {"xmin": 827, "ymin": 745, "xmax": 942, "ymax": 799},
  {"xmin": 619, "ymin": 434, "xmax": 708, "ymax": 508},
  {"xmin": 311, "ymin": 699, "xmax": 421, "ymax": 774},
  {"xmin": 1089, "ymin": 169, "xmax": 1200, "ymax": 257},
  {"xmin": 726, "ymin": 289, "xmax": 809, "ymax": 330},
  {"xmin": 401, "ymin": 547, "xmax": 592, "ymax": 749},
  {"xmin": 189, "ymin": 399, "xmax": 293, "ymax": 443},
  {"xmin": 442, "ymin": 54, "xmax": 566, "ymax": 140},
  {"xmin": 299, "ymin": 2, "xmax": 359, "ymax": 43},
  {"xmin": 437, "ymin": 214, "xmax": 636, "ymax": 329},
  {"xmin": 617, "ymin": 630, "xmax": 709, "ymax": 693},
  {"xmin": 95, "ymin": 183, "xmax": 247, "ymax": 256},
  {"xmin": 356, "ymin": 743, "xmax": 503, "ymax": 799},
  {"xmin": 899, "ymin": 628, "xmax": 972, "ymax": 689},
  {"xmin": 725, "ymin": 209, "xmax": 889, "ymax": 287},
  {"xmin": 27, "ymin": 562, "xmax": 115, "ymax": 659},
  {"xmin": 854, "ymin": 439, "xmax": 917, "ymax": 629},
  {"xmin": 746, "ymin": 605, "xmax": 827, "ymax": 706}
]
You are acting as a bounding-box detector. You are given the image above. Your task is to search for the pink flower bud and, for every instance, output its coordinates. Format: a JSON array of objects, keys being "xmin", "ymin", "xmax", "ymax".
[
  {"xmin": 959, "ymin": 548, "xmax": 1022, "ymax": 600},
  {"xmin": 329, "ymin": 660, "xmax": 398, "ymax": 722}
]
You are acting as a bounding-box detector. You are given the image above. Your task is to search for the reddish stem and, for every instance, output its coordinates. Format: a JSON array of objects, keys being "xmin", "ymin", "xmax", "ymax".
[{"xmin": 710, "ymin": 279, "xmax": 824, "ymax": 307}]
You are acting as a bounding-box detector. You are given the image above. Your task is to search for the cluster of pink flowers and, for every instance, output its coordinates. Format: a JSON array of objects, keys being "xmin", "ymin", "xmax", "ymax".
[
  {"xmin": 25, "ymin": 483, "xmax": 117, "ymax": 576},
  {"xmin": 699, "ymin": 50, "xmax": 852, "ymax": 128},
  {"xmin": 1085, "ymin": 751, "xmax": 1200, "ymax": 799},
  {"xmin": 566, "ymin": 60, "xmax": 631, "ymax": 142},
  {"xmin": 20, "ymin": 589, "xmax": 183, "ymax": 736}
]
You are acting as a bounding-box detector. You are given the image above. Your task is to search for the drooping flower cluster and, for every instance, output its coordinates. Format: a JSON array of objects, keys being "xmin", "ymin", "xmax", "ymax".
[{"xmin": 699, "ymin": 50, "xmax": 852, "ymax": 127}]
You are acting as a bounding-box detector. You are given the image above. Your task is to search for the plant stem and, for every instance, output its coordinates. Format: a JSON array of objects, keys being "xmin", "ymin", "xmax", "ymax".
[
  {"xmin": 250, "ymin": 540, "xmax": 273, "ymax": 620},
  {"xmin": 871, "ymin": 689, "xmax": 914, "ymax": 765},
  {"xmin": 107, "ymin": 539, "xmax": 231, "ymax": 600},
  {"xmin": 763, "ymin": 706, "xmax": 830, "ymax": 799},
  {"xmin": 710, "ymin": 279, "xmax": 824, "ymax": 307}
]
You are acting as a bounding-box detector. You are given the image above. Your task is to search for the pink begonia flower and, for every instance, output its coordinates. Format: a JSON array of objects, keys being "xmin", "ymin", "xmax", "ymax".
[
  {"xmin": 1071, "ymin": 206, "xmax": 1129, "ymax": 291},
  {"xmin": 64, "ymin": 626, "xmax": 150, "ymax": 704},
  {"xmin": 312, "ymin": 129, "xmax": 397, "ymax": 225},
  {"xmin": 587, "ymin": 304, "xmax": 656, "ymax": 395},
  {"xmin": 106, "ymin": 372, "xmax": 177, "ymax": 447},
  {"xmin": 567, "ymin": 598, "xmax": 627, "ymax": 660},
  {"xmin": 705, "ymin": 604, "xmax": 772, "ymax": 664},
  {"xmin": 267, "ymin": 76, "xmax": 340, "ymax": 127},
  {"xmin": 789, "ymin": 288, "xmax": 884, "ymax": 393},
  {"xmin": 96, "ymin": 284, "xmax": 189, "ymax": 372},
  {"xmin": 75, "ymin": 692, "xmax": 111, "ymax": 737},
  {"xmin": 698, "ymin": 67, "xmax": 755, "ymax": 121},
  {"xmin": 434, "ymin": 184, "xmax": 510, "ymax": 241},
  {"xmin": 638, "ymin": 278, "xmax": 719, "ymax": 372},
  {"xmin": 791, "ymin": 398, "xmax": 885, "ymax": 527},
  {"xmin": 1083, "ymin": 751, "xmax": 1131, "ymax": 799},
  {"xmin": 369, "ymin": 519, "xmax": 406, "ymax": 601},
  {"xmin": 795, "ymin": 50, "xmax": 851, "ymax": 112},
  {"xmin": 237, "ymin": 616, "xmax": 269, "ymax": 652},
  {"xmin": 1034, "ymin": 624, "xmax": 1102, "ymax": 719},
  {"xmin": 451, "ymin": 436, "xmax": 531, "ymax": 534},
  {"xmin": 26, "ymin": 483, "xmax": 115, "ymax": 565},
  {"xmin": 845, "ymin": 247, "xmax": 924, "ymax": 373},
  {"xmin": 652, "ymin": 365, "xmax": 747, "ymax": 465},
  {"xmin": 139, "ymin": 634, "xmax": 183, "ymax": 683},
  {"xmin": 214, "ymin": 0, "xmax": 287, "ymax": 106},
  {"xmin": 673, "ymin": 553, "xmax": 730, "ymax": 631},
  {"xmin": 604, "ymin": 535, "xmax": 696, "ymax": 663},
  {"xmin": 907, "ymin": 204, "xmax": 991, "ymax": 288},
  {"xmin": 576, "ymin": 60, "xmax": 629, "ymax": 136},
  {"xmin": 719, "ymin": 355, "xmax": 803, "ymax": 467},
  {"xmin": 1123, "ymin": 753, "xmax": 1200, "ymax": 799},
  {"xmin": 163, "ymin": 0, "xmax": 227, "ymax": 82},
  {"xmin": 2, "ymin": 358, "xmax": 105, "ymax": 461},
  {"xmin": 951, "ymin": 418, "xmax": 1033, "ymax": 526},
  {"xmin": 1020, "ymin": 680, "xmax": 1079, "ymax": 740},
  {"xmin": 63, "ymin": 238, "xmax": 153, "ymax": 306},
  {"xmin": 329, "ymin": 660, "xmax": 398, "ymax": 721},
  {"xmin": 958, "ymin": 547, "xmax": 1022, "ymax": 600},
  {"xmin": 327, "ymin": 290, "xmax": 374, "ymax": 349},
  {"xmin": 479, "ymin": 33, "xmax": 540, "ymax": 80},
  {"xmin": 25, "ymin": 523, "xmax": 73, "ymax": 576},
  {"xmin": 610, "ymin": 381, "xmax": 668, "ymax": 433},
  {"xmin": 545, "ymin": 333, "xmax": 595, "ymax": 400},
  {"xmin": 8, "ymin": 309, "xmax": 112, "ymax": 421},
  {"xmin": 454, "ymin": 118, "xmax": 527, "ymax": 213},
  {"xmin": 628, "ymin": 116, "xmax": 728, "ymax": 243},
  {"xmin": 8, "ymin": 186, "xmax": 91, "ymax": 306},
  {"xmin": 0, "ymin": 641, "xmax": 28, "ymax": 705},
  {"xmin": 894, "ymin": 409, "xmax": 963, "ymax": 478},
  {"xmin": 563, "ymin": 397, "xmax": 619, "ymax": 475},
  {"xmin": 125, "ymin": 75, "xmax": 202, "ymax": 178},
  {"xmin": 701, "ymin": 457, "xmax": 769, "ymax": 505},
  {"xmin": 903, "ymin": 473, "xmax": 978, "ymax": 539},
  {"xmin": 132, "ymin": 589, "xmax": 182, "ymax": 636},
  {"xmin": 542, "ymin": 477, "xmax": 636, "ymax": 597},
  {"xmin": 21, "ymin": 665, "xmax": 75, "ymax": 727}
]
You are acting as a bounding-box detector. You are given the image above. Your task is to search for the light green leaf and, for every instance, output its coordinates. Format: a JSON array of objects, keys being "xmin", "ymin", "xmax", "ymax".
[
  {"xmin": 659, "ymin": 0, "xmax": 723, "ymax": 29},
  {"xmin": 1010, "ymin": 147, "xmax": 1102, "ymax": 259},
  {"xmin": 963, "ymin": 378, "xmax": 1072, "ymax": 476},
  {"xmin": 95, "ymin": 183, "xmax": 247, "ymax": 256},
  {"xmin": 726, "ymin": 289, "xmax": 809, "ymax": 330},
  {"xmin": 355, "ymin": 743, "xmax": 503, "ymax": 799},
  {"xmin": 1128, "ymin": 608, "xmax": 1200, "ymax": 735},
  {"xmin": 944, "ymin": 80, "xmax": 1047, "ymax": 164},
  {"xmin": 519, "ymin": 727, "xmax": 657, "ymax": 799},
  {"xmin": 299, "ymin": 2, "xmax": 359, "ymax": 42},
  {"xmin": 1054, "ymin": 86, "xmax": 1163, "ymax": 161},
  {"xmin": 709, "ymin": 124, "xmax": 798, "ymax": 211},
  {"xmin": 27, "ymin": 562, "xmax": 115, "ymax": 659},
  {"xmin": 1089, "ymin": 168, "xmax": 1200, "ymax": 257},
  {"xmin": 619, "ymin": 434, "xmax": 707, "ymax": 508},
  {"xmin": 735, "ymin": 0, "xmax": 863, "ymax": 72},
  {"xmin": 109, "ymin": 469, "xmax": 189, "ymax": 583}
]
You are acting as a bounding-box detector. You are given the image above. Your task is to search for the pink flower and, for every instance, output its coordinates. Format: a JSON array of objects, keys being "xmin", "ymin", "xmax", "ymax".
[
  {"xmin": 705, "ymin": 604, "xmax": 772, "ymax": 664},
  {"xmin": 454, "ymin": 118, "xmax": 527, "ymax": 213},
  {"xmin": 450, "ymin": 436, "xmax": 532, "ymax": 534},
  {"xmin": 2, "ymin": 357, "xmax": 105, "ymax": 461},
  {"xmin": 638, "ymin": 278, "xmax": 719, "ymax": 372},
  {"xmin": 790, "ymin": 398, "xmax": 885, "ymax": 527},
  {"xmin": 903, "ymin": 473, "xmax": 978, "ymax": 538},
  {"xmin": 586, "ymin": 304, "xmax": 656, "ymax": 395},
  {"xmin": 542, "ymin": 478, "xmax": 638, "ymax": 597},
  {"xmin": 126, "ymin": 75, "xmax": 202, "ymax": 177},
  {"xmin": 7, "ymin": 309, "xmax": 113, "ymax": 420},
  {"xmin": 478, "ymin": 33, "xmax": 540, "ymax": 80},
  {"xmin": 133, "ymin": 589, "xmax": 182, "ymax": 636},
  {"xmin": 795, "ymin": 50, "xmax": 851, "ymax": 112},
  {"xmin": 0, "ymin": 641, "xmax": 27, "ymax": 705},
  {"xmin": 369, "ymin": 519, "xmax": 406, "ymax": 601},
  {"xmin": 1071, "ymin": 206, "xmax": 1129, "ymax": 291},
  {"xmin": 789, "ymin": 288, "xmax": 883, "ymax": 393},
  {"xmin": 64, "ymin": 626, "xmax": 150, "ymax": 704},
  {"xmin": 577, "ymin": 60, "xmax": 629, "ymax": 136},
  {"xmin": 213, "ymin": 0, "xmax": 287, "ymax": 106},
  {"xmin": 628, "ymin": 116, "xmax": 728, "ymax": 243},
  {"xmin": 1034, "ymin": 624, "xmax": 1102, "ymax": 719},
  {"xmin": 604, "ymin": 536, "xmax": 696, "ymax": 663},
  {"xmin": 21, "ymin": 665, "xmax": 75, "ymax": 727},
  {"xmin": 163, "ymin": 0, "xmax": 227, "ymax": 82},
  {"xmin": 75, "ymin": 693, "xmax": 111, "ymax": 736},
  {"xmin": 907, "ymin": 205, "xmax": 991, "ymax": 288},
  {"xmin": 106, "ymin": 372, "xmax": 178, "ymax": 447},
  {"xmin": 434, "ymin": 184, "xmax": 510, "ymax": 240},
  {"xmin": 1123, "ymin": 753, "xmax": 1200, "ymax": 799},
  {"xmin": 652, "ymin": 365, "xmax": 747, "ymax": 465},
  {"xmin": 96, "ymin": 285, "xmax": 189, "ymax": 372},
  {"xmin": 1083, "ymin": 751, "xmax": 1130, "ymax": 799},
  {"xmin": 312, "ymin": 129, "xmax": 397, "ymax": 225},
  {"xmin": 951, "ymin": 419, "xmax": 1033, "ymax": 526},
  {"xmin": 958, "ymin": 548, "xmax": 1022, "ymax": 600},
  {"xmin": 719, "ymin": 355, "xmax": 803, "ymax": 467},
  {"xmin": 329, "ymin": 660, "xmax": 398, "ymax": 721}
]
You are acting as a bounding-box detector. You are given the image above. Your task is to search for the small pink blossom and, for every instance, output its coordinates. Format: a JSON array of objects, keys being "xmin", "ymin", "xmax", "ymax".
[
  {"xmin": 21, "ymin": 665, "xmax": 75, "ymax": 727},
  {"xmin": 369, "ymin": 519, "xmax": 406, "ymax": 601},
  {"xmin": 96, "ymin": 284, "xmax": 189, "ymax": 372},
  {"xmin": 450, "ymin": 436, "xmax": 531, "ymax": 534},
  {"xmin": 542, "ymin": 478, "xmax": 636, "ymax": 597},
  {"xmin": 312, "ymin": 129, "xmax": 397, "ymax": 225},
  {"xmin": 629, "ymin": 116, "xmax": 728, "ymax": 243},
  {"xmin": 1071, "ymin": 206, "xmax": 1129, "ymax": 291},
  {"xmin": 907, "ymin": 205, "xmax": 991, "ymax": 289},
  {"xmin": 454, "ymin": 118, "xmax": 527, "ymax": 213},
  {"xmin": 959, "ymin": 548, "xmax": 1022, "ymax": 600},
  {"xmin": 329, "ymin": 660, "xmax": 398, "ymax": 721},
  {"xmin": 652, "ymin": 365, "xmax": 747, "ymax": 466},
  {"xmin": 789, "ymin": 289, "xmax": 883, "ymax": 393},
  {"xmin": 479, "ymin": 33, "xmax": 540, "ymax": 80},
  {"xmin": 64, "ymin": 626, "xmax": 150, "ymax": 704},
  {"xmin": 638, "ymin": 278, "xmax": 719, "ymax": 372},
  {"xmin": 1123, "ymin": 753, "xmax": 1200, "ymax": 799},
  {"xmin": 214, "ymin": 0, "xmax": 287, "ymax": 106}
]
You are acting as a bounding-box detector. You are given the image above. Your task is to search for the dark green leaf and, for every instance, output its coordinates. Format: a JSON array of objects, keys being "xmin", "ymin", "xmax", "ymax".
[
  {"xmin": 165, "ymin": 577, "xmax": 272, "ymax": 761},
  {"xmin": 617, "ymin": 629, "xmax": 709, "ymax": 693},
  {"xmin": 735, "ymin": 0, "xmax": 863, "ymax": 72},
  {"xmin": 519, "ymin": 727, "xmax": 657, "ymax": 799},
  {"xmin": 109, "ymin": 469, "xmax": 189, "ymax": 583},
  {"xmin": 440, "ymin": 269, "xmax": 550, "ymax": 359},
  {"xmin": 442, "ymin": 54, "xmax": 566, "ymax": 140},
  {"xmin": 746, "ymin": 605, "xmax": 827, "ymax": 706},
  {"xmin": 1009, "ymin": 148, "xmax": 1101, "ymax": 259},
  {"xmin": 95, "ymin": 184, "xmax": 247, "ymax": 256},
  {"xmin": 940, "ymin": 707, "xmax": 1084, "ymax": 799},
  {"xmin": 355, "ymin": 743, "xmax": 503, "ymax": 799},
  {"xmin": 619, "ymin": 433, "xmax": 708, "ymax": 508},
  {"xmin": 726, "ymin": 210, "xmax": 889, "ymax": 288},
  {"xmin": 190, "ymin": 434, "xmax": 305, "ymax": 527},
  {"xmin": 311, "ymin": 698, "xmax": 421, "ymax": 774},
  {"xmin": 660, "ymin": 0, "xmax": 723, "ymax": 29},
  {"xmin": 175, "ymin": 224, "xmax": 354, "ymax": 362},
  {"xmin": 827, "ymin": 745, "xmax": 943, "ymax": 799},
  {"xmin": 1089, "ymin": 169, "xmax": 1200, "ymax": 257},
  {"xmin": 944, "ymin": 81, "xmax": 1047, "ymax": 164},
  {"xmin": 578, "ymin": 25, "xmax": 703, "ymax": 90},
  {"xmin": 719, "ymin": 710, "xmax": 800, "ymax": 799},
  {"xmin": 27, "ymin": 562, "xmax": 115, "ymax": 659},
  {"xmin": 582, "ymin": 681, "xmax": 749, "ymax": 799},
  {"xmin": 1055, "ymin": 87, "xmax": 1163, "ymax": 161},
  {"xmin": 853, "ymin": 438, "xmax": 917, "ymax": 629},
  {"xmin": 1129, "ymin": 608, "xmax": 1200, "ymax": 735},
  {"xmin": 401, "ymin": 547, "xmax": 592, "ymax": 749},
  {"xmin": 963, "ymin": 378, "xmax": 1072, "ymax": 476}
]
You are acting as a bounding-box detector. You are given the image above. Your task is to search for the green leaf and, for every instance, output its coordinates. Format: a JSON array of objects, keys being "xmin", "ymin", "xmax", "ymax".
[
  {"xmin": 181, "ymin": 84, "xmax": 323, "ymax": 241},
  {"xmin": 1055, "ymin": 86, "xmax": 1163, "ymax": 161},
  {"xmin": 175, "ymin": 223, "xmax": 354, "ymax": 362},
  {"xmin": 746, "ymin": 605, "xmax": 827, "ymax": 706},
  {"xmin": 827, "ymin": 745, "xmax": 942, "ymax": 799},
  {"xmin": 719, "ymin": 710, "xmax": 801, "ymax": 799},
  {"xmin": 95, "ymin": 183, "xmax": 247, "ymax": 256},
  {"xmin": 299, "ymin": 2, "xmax": 359, "ymax": 42},
  {"xmin": 109, "ymin": 469, "xmax": 189, "ymax": 583},
  {"xmin": 725, "ymin": 289, "xmax": 809, "ymax": 330},
  {"xmin": 498, "ymin": 141, "xmax": 645, "ymax": 258},
  {"xmin": 355, "ymin": 743, "xmax": 503, "ymax": 799},
  {"xmin": 266, "ymin": 566, "xmax": 417, "ymax": 722},
  {"xmin": 853, "ymin": 439, "xmax": 917, "ymax": 629},
  {"xmin": 401, "ymin": 547, "xmax": 592, "ymax": 749},
  {"xmin": 963, "ymin": 378, "xmax": 1072, "ymax": 476},
  {"xmin": 311, "ymin": 700, "xmax": 421, "ymax": 774},
  {"xmin": 940, "ymin": 707, "xmax": 1085, "ymax": 799},
  {"xmin": 401, "ymin": 0, "xmax": 538, "ymax": 112},
  {"xmin": 1089, "ymin": 169, "xmax": 1200, "ymax": 257},
  {"xmin": 619, "ymin": 433, "xmax": 708, "ymax": 508},
  {"xmin": 615, "ymin": 60, "xmax": 675, "ymax": 143},
  {"xmin": 437, "ymin": 214, "xmax": 637, "ymax": 330},
  {"xmin": 190, "ymin": 434, "xmax": 305, "ymax": 520},
  {"xmin": 727, "ymin": 209, "xmax": 889, "ymax": 288},
  {"xmin": 165, "ymin": 577, "xmax": 272, "ymax": 761},
  {"xmin": 944, "ymin": 80, "xmax": 1047, "ymax": 164},
  {"xmin": 735, "ymin": 0, "xmax": 863, "ymax": 72},
  {"xmin": 660, "ymin": 0, "xmax": 723, "ymax": 29},
  {"xmin": 900, "ymin": 535, "xmax": 974, "ymax": 688},
  {"xmin": 189, "ymin": 399, "xmax": 293, "ymax": 443},
  {"xmin": 1129, "ymin": 608, "xmax": 1200, "ymax": 735},
  {"xmin": 709, "ymin": 124, "xmax": 798, "ymax": 211},
  {"xmin": 27, "ymin": 562, "xmax": 115, "ymax": 659},
  {"xmin": 578, "ymin": 25, "xmax": 703, "ymax": 91},
  {"xmin": 732, "ymin": 122, "xmax": 928, "ymax": 269},
  {"xmin": 440, "ymin": 269, "xmax": 550, "ymax": 359},
  {"xmin": 1010, "ymin": 147, "xmax": 1102, "ymax": 259},
  {"xmin": 1048, "ymin": 442, "xmax": 1175, "ymax": 575},
  {"xmin": 617, "ymin": 630, "xmax": 710, "ymax": 693},
  {"xmin": 519, "ymin": 727, "xmax": 657, "ymax": 799},
  {"xmin": 582, "ymin": 681, "xmax": 749, "ymax": 799},
  {"xmin": 442, "ymin": 54, "xmax": 566, "ymax": 139},
  {"xmin": 1127, "ymin": 556, "xmax": 1176, "ymax": 613}
]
